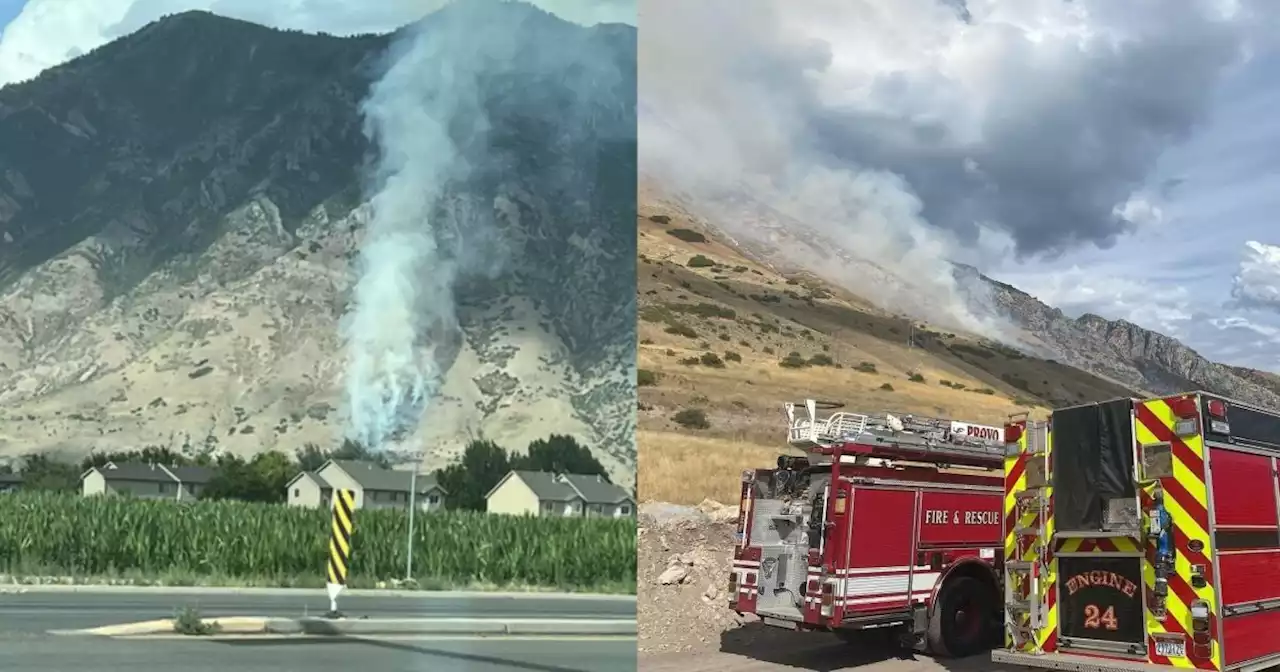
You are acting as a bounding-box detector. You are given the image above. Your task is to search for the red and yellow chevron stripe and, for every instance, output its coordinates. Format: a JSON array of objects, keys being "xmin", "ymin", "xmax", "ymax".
[
  {"xmin": 1135, "ymin": 397, "xmax": 1219, "ymax": 671},
  {"xmin": 1003, "ymin": 420, "xmax": 1056, "ymax": 653}
]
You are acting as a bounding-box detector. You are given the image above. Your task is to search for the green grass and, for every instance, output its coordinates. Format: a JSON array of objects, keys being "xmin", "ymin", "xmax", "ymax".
[{"xmin": 0, "ymin": 492, "xmax": 635, "ymax": 593}]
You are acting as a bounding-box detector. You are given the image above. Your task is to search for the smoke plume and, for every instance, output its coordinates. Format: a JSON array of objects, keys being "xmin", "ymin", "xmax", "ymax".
[{"xmin": 341, "ymin": 0, "xmax": 502, "ymax": 451}]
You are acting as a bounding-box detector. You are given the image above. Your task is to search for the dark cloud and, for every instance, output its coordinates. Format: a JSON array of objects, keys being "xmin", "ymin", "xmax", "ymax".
[{"xmin": 642, "ymin": 0, "xmax": 1265, "ymax": 260}]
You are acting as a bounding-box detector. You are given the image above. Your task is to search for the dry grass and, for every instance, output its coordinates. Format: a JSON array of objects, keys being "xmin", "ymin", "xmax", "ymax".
[{"xmin": 638, "ymin": 430, "xmax": 799, "ymax": 505}]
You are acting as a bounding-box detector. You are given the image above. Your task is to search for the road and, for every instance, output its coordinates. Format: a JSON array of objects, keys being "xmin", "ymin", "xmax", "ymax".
[
  {"xmin": 0, "ymin": 587, "xmax": 636, "ymax": 671},
  {"xmin": 0, "ymin": 633, "xmax": 636, "ymax": 671},
  {"xmin": 0, "ymin": 587, "xmax": 635, "ymax": 633}
]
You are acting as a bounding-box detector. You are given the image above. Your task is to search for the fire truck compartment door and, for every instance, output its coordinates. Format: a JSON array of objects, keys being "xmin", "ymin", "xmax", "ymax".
[
  {"xmin": 1052, "ymin": 399, "xmax": 1136, "ymax": 532},
  {"xmin": 1058, "ymin": 555, "xmax": 1145, "ymax": 649}
]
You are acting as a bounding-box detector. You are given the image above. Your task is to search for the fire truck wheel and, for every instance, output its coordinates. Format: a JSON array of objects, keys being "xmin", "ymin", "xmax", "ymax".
[{"xmin": 926, "ymin": 576, "xmax": 997, "ymax": 658}]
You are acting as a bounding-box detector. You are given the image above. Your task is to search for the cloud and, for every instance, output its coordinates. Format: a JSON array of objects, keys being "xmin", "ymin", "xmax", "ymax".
[
  {"xmin": 1230, "ymin": 240, "xmax": 1280, "ymax": 311},
  {"xmin": 640, "ymin": 0, "xmax": 1272, "ymax": 265},
  {"xmin": 0, "ymin": 0, "xmax": 633, "ymax": 87}
]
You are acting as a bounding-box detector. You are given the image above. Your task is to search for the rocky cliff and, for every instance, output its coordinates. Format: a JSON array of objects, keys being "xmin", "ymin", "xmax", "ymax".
[
  {"xmin": 0, "ymin": 5, "xmax": 637, "ymax": 483},
  {"xmin": 958, "ymin": 264, "xmax": 1280, "ymax": 408}
]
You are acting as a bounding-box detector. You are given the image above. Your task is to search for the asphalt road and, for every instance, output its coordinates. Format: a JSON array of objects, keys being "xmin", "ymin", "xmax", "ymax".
[
  {"xmin": 0, "ymin": 633, "xmax": 636, "ymax": 672},
  {"xmin": 0, "ymin": 587, "xmax": 635, "ymax": 633}
]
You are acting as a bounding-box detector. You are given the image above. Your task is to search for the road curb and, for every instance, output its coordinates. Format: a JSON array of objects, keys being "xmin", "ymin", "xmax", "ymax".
[
  {"xmin": 1, "ymin": 584, "xmax": 634, "ymax": 601},
  {"xmin": 75, "ymin": 617, "xmax": 637, "ymax": 638}
]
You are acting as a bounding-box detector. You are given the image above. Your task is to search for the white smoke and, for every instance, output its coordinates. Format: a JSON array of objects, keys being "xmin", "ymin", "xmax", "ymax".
[{"xmin": 341, "ymin": 1, "xmax": 501, "ymax": 450}]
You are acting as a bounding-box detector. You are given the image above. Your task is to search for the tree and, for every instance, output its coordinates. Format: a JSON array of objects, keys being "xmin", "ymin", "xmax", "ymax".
[
  {"xmin": 201, "ymin": 451, "xmax": 293, "ymax": 503},
  {"xmin": 331, "ymin": 438, "xmax": 391, "ymax": 468},
  {"xmin": 79, "ymin": 445, "xmax": 189, "ymax": 473},
  {"xmin": 294, "ymin": 443, "xmax": 330, "ymax": 472},
  {"xmin": 20, "ymin": 453, "xmax": 79, "ymax": 491},
  {"xmin": 435, "ymin": 439, "xmax": 512, "ymax": 511},
  {"xmin": 518, "ymin": 435, "xmax": 608, "ymax": 482}
]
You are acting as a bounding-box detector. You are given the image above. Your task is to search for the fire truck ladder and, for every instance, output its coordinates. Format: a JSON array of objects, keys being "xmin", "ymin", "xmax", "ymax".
[
  {"xmin": 1004, "ymin": 419, "xmax": 1050, "ymax": 654},
  {"xmin": 783, "ymin": 399, "xmax": 1005, "ymax": 469}
]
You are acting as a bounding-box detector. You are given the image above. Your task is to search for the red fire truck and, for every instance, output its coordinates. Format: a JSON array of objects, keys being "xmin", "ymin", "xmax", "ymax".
[
  {"xmin": 728, "ymin": 398, "xmax": 1008, "ymax": 657},
  {"xmin": 994, "ymin": 392, "xmax": 1280, "ymax": 672}
]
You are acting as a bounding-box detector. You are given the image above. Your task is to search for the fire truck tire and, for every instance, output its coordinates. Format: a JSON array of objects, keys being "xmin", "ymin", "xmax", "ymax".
[{"xmin": 926, "ymin": 576, "xmax": 997, "ymax": 658}]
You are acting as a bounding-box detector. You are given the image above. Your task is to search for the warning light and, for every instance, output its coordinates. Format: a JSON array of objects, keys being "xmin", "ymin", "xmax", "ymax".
[
  {"xmin": 1206, "ymin": 399, "xmax": 1227, "ymax": 418},
  {"xmin": 1169, "ymin": 397, "xmax": 1198, "ymax": 419}
]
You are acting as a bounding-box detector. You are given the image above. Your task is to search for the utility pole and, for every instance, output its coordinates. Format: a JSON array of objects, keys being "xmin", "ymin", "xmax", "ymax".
[{"xmin": 400, "ymin": 450, "xmax": 424, "ymax": 581}]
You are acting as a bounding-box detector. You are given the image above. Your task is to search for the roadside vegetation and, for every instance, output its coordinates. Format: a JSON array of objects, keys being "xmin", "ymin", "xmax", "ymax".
[
  {"xmin": 0, "ymin": 490, "xmax": 635, "ymax": 593},
  {"xmin": 0, "ymin": 435, "xmax": 635, "ymax": 593}
]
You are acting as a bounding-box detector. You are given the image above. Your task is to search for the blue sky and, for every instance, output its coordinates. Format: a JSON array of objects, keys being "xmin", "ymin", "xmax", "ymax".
[
  {"xmin": 0, "ymin": 0, "xmax": 19, "ymax": 27},
  {"xmin": 640, "ymin": 0, "xmax": 1280, "ymax": 371}
]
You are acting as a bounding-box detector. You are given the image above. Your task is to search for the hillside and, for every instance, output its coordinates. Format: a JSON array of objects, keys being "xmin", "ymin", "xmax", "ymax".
[
  {"xmin": 637, "ymin": 187, "xmax": 1280, "ymax": 504},
  {"xmin": 0, "ymin": 6, "xmax": 637, "ymax": 484},
  {"xmin": 635, "ymin": 198, "xmax": 1140, "ymax": 505}
]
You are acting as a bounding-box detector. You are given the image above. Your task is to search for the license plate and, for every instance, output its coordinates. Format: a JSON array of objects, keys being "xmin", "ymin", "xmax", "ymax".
[{"xmin": 1155, "ymin": 638, "xmax": 1186, "ymax": 658}]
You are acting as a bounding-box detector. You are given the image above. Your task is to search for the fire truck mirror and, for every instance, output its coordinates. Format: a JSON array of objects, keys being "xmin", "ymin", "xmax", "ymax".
[
  {"xmin": 1024, "ymin": 458, "xmax": 1047, "ymax": 488},
  {"xmin": 1141, "ymin": 443, "xmax": 1174, "ymax": 480},
  {"xmin": 1058, "ymin": 555, "xmax": 1145, "ymax": 648}
]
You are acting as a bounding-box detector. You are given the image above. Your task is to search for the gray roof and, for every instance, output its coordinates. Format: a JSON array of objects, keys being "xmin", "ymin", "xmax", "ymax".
[
  {"xmin": 165, "ymin": 465, "xmax": 215, "ymax": 484},
  {"xmin": 329, "ymin": 460, "xmax": 440, "ymax": 493},
  {"xmin": 561, "ymin": 473, "xmax": 631, "ymax": 504},
  {"xmin": 302, "ymin": 471, "xmax": 331, "ymax": 489},
  {"xmin": 92, "ymin": 462, "xmax": 216, "ymax": 484},
  {"xmin": 93, "ymin": 462, "xmax": 174, "ymax": 483},
  {"xmin": 511, "ymin": 470, "xmax": 631, "ymax": 504}
]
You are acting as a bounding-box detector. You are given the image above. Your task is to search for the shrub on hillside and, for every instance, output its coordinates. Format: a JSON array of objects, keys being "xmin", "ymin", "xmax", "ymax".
[
  {"xmin": 672, "ymin": 408, "xmax": 710, "ymax": 430},
  {"xmin": 778, "ymin": 352, "xmax": 808, "ymax": 369},
  {"xmin": 667, "ymin": 228, "xmax": 707, "ymax": 243}
]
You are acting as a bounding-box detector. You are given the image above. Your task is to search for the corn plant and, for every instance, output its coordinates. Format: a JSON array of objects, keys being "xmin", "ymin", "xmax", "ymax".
[{"xmin": 0, "ymin": 492, "xmax": 635, "ymax": 591}]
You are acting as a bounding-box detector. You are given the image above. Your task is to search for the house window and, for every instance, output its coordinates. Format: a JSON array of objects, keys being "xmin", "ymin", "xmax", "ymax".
[
  {"xmin": 541, "ymin": 501, "xmax": 556, "ymax": 514},
  {"xmin": 619, "ymin": 504, "xmax": 632, "ymax": 515},
  {"xmin": 293, "ymin": 488, "xmax": 300, "ymax": 498},
  {"xmin": 159, "ymin": 482, "xmax": 174, "ymax": 494},
  {"xmin": 428, "ymin": 494, "xmax": 440, "ymax": 505}
]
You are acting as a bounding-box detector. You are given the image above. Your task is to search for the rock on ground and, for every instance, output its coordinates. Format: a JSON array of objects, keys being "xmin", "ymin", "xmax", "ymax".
[{"xmin": 638, "ymin": 500, "xmax": 804, "ymax": 655}]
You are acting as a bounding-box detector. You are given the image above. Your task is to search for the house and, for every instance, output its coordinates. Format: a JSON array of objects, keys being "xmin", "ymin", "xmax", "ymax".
[
  {"xmin": 286, "ymin": 459, "xmax": 446, "ymax": 511},
  {"xmin": 485, "ymin": 470, "xmax": 634, "ymax": 518},
  {"xmin": 81, "ymin": 461, "xmax": 214, "ymax": 501},
  {"xmin": 0, "ymin": 473, "xmax": 22, "ymax": 493}
]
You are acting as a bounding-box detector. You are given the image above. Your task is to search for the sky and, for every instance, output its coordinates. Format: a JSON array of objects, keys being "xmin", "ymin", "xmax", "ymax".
[
  {"xmin": 640, "ymin": 0, "xmax": 1280, "ymax": 371},
  {"xmin": 0, "ymin": 0, "xmax": 634, "ymax": 86}
]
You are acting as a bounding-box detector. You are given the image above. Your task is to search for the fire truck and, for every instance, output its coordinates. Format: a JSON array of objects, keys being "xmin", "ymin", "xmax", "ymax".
[
  {"xmin": 728, "ymin": 399, "xmax": 1009, "ymax": 657},
  {"xmin": 994, "ymin": 392, "xmax": 1280, "ymax": 672}
]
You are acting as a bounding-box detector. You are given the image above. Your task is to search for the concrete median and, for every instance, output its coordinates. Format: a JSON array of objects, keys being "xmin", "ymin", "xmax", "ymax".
[{"xmin": 74, "ymin": 616, "xmax": 636, "ymax": 638}]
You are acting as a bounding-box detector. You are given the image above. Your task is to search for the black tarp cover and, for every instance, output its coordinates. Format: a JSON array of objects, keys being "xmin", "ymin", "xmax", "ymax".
[{"xmin": 1052, "ymin": 399, "xmax": 1136, "ymax": 531}]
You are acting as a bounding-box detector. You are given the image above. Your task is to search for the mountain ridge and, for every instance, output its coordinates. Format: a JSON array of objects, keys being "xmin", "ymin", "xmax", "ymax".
[
  {"xmin": 0, "ymin": 6, "xmax": 637, "ymax": 485},
  {"xmin": 646, "ymin": 184, "xmax": 1280, "ymax": 416}
]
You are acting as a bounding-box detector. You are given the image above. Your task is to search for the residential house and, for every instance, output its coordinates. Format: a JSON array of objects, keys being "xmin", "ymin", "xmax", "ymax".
[
  {"xmin": 286, "ymin": 459, "xmax": 446, "ymax": 511},
  {"xmin": 486, "ymin": 470, "xmax": 635, "ymax": 518},
  {"xmin": 0, "ymin": 473, "xmax": 21, "ymax": 493},
  {"xmin": 81, "ymin": 461, "xmax": 214, "ymax": 501}
]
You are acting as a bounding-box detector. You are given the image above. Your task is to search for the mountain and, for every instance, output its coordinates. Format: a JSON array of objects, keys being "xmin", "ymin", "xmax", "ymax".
[
  {"xmin": 0, "ymin": 5, "xmax": 637, "ymax": 484},
  {"xmin": 959, "ymin": 264, "xmax": 1280, "ymax": 408}
]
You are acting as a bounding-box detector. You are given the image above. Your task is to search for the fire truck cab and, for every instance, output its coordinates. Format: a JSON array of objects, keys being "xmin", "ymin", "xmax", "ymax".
[
  {"xmin": 728, "ymin": 399, "xmax": 1007, "ymax": 657},
  {"xmin": 995, "ymin": 392, "xmax": 1280, "ymax": 672}
]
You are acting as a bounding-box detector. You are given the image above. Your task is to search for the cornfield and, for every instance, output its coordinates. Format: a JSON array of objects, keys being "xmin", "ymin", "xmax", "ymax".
[{"xmin": 0, "ymin": 492, "xmax": 635, "ymax": 591}]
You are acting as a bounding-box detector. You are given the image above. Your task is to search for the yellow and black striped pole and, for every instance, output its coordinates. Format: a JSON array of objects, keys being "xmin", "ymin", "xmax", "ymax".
[{"xmin": 324, "ymin": 489, "xmax": 355, "ymax": 616}]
